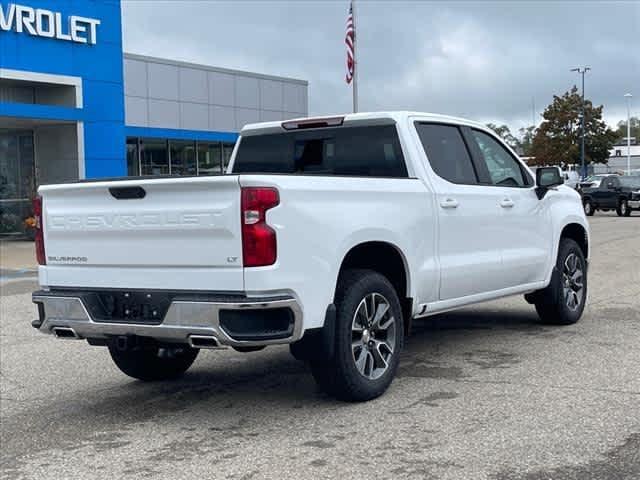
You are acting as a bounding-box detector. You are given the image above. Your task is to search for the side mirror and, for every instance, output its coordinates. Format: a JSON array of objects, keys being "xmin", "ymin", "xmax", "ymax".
[{"xmin": 535, "ymin": 167, "xmax": 564, "ymax": 199}]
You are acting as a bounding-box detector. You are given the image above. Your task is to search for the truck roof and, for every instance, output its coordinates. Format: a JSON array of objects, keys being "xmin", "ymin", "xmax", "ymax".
[{"xmin": 240, "ymin": 111, "xmax": 488, "ymax": 136}]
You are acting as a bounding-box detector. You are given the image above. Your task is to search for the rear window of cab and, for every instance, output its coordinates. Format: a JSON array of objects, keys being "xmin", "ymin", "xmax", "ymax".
[{"xmin": 232, "ymin": 125, "xmax": 408, "ymax": 178}]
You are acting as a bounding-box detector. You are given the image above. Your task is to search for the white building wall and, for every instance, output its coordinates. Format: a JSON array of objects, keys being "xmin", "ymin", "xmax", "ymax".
[
  {"xmin": 609, "ymin": 144, "xmax": 640, "ymax": 157},
  {"xmin": 123, "ymin": 54, "xmax": 308, "ymax": 133}
]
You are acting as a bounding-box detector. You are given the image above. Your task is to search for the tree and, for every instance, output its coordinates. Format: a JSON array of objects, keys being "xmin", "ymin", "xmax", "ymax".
[
  {"xmin": 486, "ymin": 123, "xmax": 519, "ymax": 149},
  {"xmin": 530, "ymin": 86, "xmax": 617, "ymax": 167},
  {"xmin": 615, "ymin": 116, "xmax": 640, "ymax": 142},
  {"xmin": 517, "ymin": 126, "xmax": 536, "ymax": 157}
]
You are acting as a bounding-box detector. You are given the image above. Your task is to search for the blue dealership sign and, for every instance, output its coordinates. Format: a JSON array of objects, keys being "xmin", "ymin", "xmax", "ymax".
[{"xmin": 0, "ymin": 0, "xmax": 126, "ymax": 177}]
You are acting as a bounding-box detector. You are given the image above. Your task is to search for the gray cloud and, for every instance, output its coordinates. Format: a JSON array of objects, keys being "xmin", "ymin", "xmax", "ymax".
[{"xmin": 122, "ymin": 0, "xmax": 639, "ymax": 132}]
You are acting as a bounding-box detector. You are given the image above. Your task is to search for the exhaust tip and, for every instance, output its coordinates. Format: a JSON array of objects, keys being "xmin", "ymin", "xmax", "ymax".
[
  {"xmin": 52, "ymin": 327, "xmax": 81, "ymax": 339},
  {"xmin": 188, "ymin": 335, "xmax": 224, "ymax": 350}
]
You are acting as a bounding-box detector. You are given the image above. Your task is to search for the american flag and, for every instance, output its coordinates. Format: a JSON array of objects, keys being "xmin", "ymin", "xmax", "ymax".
[{"xmin": 345, "ymin": 1, "xmax": 355, "ymax": 84}]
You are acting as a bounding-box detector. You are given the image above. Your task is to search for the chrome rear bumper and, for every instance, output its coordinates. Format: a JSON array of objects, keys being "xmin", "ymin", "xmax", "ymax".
[{"xmin": 32, "ymin": 290, "xmax": 303, "ymax": 348}]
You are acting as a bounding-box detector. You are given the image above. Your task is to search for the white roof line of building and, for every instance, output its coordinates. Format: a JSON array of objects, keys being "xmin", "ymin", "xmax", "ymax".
[{"xmin": 123, "ymin": 53, "xmax": 308, "ymax": 86}]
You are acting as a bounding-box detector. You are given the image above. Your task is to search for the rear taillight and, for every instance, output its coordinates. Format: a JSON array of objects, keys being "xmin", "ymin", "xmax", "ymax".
[
  {"xmin": 33, "ymin": 196, "xmax": 46, "ymax": 265},
  {"xmin": 241, "ymin": 187, "xmax": 279, "ymax": 267}
]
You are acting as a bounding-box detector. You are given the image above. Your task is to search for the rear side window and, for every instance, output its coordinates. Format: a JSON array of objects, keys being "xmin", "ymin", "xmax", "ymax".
[
  {"xmin": 414, "ymin": 123, "xmax": 477, "ymax": 184},
  {"xmin": 233, "ymin": 125, "xmax": 408, "ymax": 177}
]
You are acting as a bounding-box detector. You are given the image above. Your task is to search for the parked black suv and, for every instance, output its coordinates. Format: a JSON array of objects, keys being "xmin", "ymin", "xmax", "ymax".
[{"xmin": 581, "ymin": 176, "xmax": 640, "ymax": 216}]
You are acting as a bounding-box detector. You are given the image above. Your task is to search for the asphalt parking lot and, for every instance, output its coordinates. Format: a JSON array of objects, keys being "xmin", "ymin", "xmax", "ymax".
[{"xmin": 1, "ymin": 213, "xmax": 639, "ymax": 480}]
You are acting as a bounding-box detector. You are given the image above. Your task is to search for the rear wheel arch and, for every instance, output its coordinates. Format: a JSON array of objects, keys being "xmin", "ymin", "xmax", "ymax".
[{"xmin": 336, "ymin": 241, "xmax": 412, "ymax": 335}]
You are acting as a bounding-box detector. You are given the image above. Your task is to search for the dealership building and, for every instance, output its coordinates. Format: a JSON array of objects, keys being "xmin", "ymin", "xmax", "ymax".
[{"xmin": 0, "ymin": 0, "xmax": 308, "ymax": 234}]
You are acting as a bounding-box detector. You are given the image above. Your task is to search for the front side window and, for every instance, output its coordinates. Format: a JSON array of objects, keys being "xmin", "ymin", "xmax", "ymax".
[
  {"xmin": 414, "ymin": 123, "xmax": 477, "ymax": 184},
  {"xmin": 233, "ymin": 125, "xmax": 407, "ymax": 178},
  {"xmin": 471, "ymin": 130, "xmax": 529, "ymax": 187}
]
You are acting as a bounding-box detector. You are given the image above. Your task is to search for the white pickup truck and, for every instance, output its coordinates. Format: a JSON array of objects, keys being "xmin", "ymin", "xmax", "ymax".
[{"xmin": 32, "ymin": 112, "xmax": 590, "ymax": 402}]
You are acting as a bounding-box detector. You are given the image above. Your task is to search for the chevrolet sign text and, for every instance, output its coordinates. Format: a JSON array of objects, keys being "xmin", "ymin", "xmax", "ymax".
[
  {"xmin": 0, "ymin": 3, "xmax": 100, "ymax": 45},
  {"xmin": 48, "ymin": 211, "xmax": 223, "ymax": 231}
]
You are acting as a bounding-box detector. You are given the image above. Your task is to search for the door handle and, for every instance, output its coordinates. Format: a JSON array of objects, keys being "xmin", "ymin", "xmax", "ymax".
[
  {"xmin": 500, "ymin": 198, "xmax": 515, "ymax": 208},
  {"xmin": 440, "ymin": 198, "xmax": 459, "ymax": 209}
]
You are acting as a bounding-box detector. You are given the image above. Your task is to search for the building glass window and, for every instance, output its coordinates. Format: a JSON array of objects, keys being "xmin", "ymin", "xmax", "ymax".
[
  {"xmin": 170, "ymin": 140, "xmax": 196, "ymax": 176},
  {"xmin": 127, "ymin": 138, "xmax": 236, "ymax": 177},
  {"xmin": 197, "ymin": 142, "xmax": 222, "ymax": 175},
  {"xmin": 126, "ymin": 138, "xmax": 139, "ymax": 176},
  {"xmin": 140, "ymin": 138, "xmax": 169, "ymax": 176},
  {"xmin": 222, "ymin": 142, "xmax": 235, "ymax": 172},
  {"xmin": 0, "ymin": 130, "xmax": 35, "ymax": 235}
]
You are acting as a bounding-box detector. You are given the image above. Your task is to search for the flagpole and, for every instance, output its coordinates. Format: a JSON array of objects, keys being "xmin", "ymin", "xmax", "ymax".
[{"xmin": 351, "ymin": 0, "xmax": 358, "ymax": 113}]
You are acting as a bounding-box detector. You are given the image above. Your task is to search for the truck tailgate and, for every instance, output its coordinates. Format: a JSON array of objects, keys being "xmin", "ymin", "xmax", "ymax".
[{"xmin": 39, "ymin": 176, "xmax": 244, "ymax": 291}]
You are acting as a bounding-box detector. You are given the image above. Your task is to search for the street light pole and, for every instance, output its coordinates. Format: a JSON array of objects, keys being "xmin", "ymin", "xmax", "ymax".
[
  {"xmin": 571, "ymin": 67, "xmax": 591, "ymax": 179},
  {"xmin": 625, "ymin": 93, "xmax": 633, "ymax": 175}
]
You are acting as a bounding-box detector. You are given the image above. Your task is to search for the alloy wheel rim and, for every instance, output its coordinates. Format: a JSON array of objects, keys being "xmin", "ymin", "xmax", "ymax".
[
  {"xmin": 351, "ymin": 293, "xmax": 396, "ymax": 380},
  {"xmin": 562, "ymin": 253, "xmax": 584, "ymax": 312}
]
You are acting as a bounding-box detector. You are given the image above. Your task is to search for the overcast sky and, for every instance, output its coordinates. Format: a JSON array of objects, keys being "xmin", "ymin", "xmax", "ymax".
[{"xmin": 121, "ymin": 0, "xmax": 639, "ymax": 134}]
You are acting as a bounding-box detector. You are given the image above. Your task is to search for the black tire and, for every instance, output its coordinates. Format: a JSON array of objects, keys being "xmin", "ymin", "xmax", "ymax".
[
  {"xmin": 310, "ymin": 269, "xmax": 404, "ymax": 402},
  {"xmin": 583, "ymin": 199, "xmax": 595, "ymax": 216},
  {"xmin": 534, "ymin": 238, "xmax": 587, "ymax": 325},
  {"xmin": 108, "ymin": 341, "xmax": 199, "ymax": 381},
  {"xmin": 617, "ymin": 199, "xmax": 632, "ymax": 217}
]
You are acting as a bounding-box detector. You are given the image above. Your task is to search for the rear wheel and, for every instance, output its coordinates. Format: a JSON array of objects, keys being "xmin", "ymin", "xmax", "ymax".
[
  {"xmin": 534, "ymin": 238, "xmax": 587, "ymax": 325},
  {"xmin": 617, "ymin": 199, "xmax": 631, "ymax": 217},
  {"xmin": 108, "ymin": 341, "xmax": 199, "ymax": 381},
  {"xmin": 583, "ymin": 200, "xmax": 595, "ymax": 216},
  {"xmin": 310, "ymin": 269, "xmax": 403, "ymax": 402}
]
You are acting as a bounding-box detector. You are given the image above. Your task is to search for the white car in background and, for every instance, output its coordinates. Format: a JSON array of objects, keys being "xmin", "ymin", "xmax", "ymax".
[
  {"xmin": 31, "ymin": 112, "xmax": 590, "ymax": 402},
  {"xmin": 578, "ymin": 174, "xmax": 619, "ymax": 190}
]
